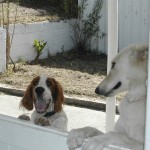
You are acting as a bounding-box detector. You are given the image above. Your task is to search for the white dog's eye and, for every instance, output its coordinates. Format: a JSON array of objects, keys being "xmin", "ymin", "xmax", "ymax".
[{"xmin": 111, "ymin": 62, "xmax": 116, "ymax": 69}]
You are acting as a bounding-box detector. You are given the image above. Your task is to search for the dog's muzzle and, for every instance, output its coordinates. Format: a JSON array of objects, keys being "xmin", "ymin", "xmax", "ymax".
[
  {"xmin": 35, "ymin": 99, "xmax": 50, "ymax": 114},
  {"xmin": 95, "ymin": 87, "xmax": 107, "ymax": 96},
  {"xmin": 112, "ymin": 82, "xmax": 121, "ymax": 90},
  {"xmin": 35, "ymin": 86, "xmax": 45, "ymax": 96},
  {"xmin": 95, "ymin": 81, "xmax": 122, "ymax": 97}
]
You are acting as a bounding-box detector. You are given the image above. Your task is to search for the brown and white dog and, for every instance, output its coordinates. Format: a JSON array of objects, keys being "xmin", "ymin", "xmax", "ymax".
[{"xmin": 18, "ymin": 75, "xmax": 68, "ymax": 131}]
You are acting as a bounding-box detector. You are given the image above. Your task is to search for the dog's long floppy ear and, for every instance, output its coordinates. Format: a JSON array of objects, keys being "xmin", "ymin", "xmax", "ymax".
[
  {"xmin": 20, "ymin": 84, "xmax": 34, "ymax": 110},
  {"xmin": 51, "ymin": 78, "xmax": 64, "ymax": 112}
]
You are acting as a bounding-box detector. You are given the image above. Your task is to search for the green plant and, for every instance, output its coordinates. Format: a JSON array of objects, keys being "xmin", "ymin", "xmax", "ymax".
[
  {"xmin": 33, "ymin": 39, "xmax": 47, "ymax": 62},
  {"xmin": 69, "ymin": 0, "xmax": 104, "ymax": 54}
]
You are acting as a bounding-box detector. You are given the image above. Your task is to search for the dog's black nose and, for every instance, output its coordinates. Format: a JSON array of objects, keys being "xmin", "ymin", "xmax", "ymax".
[
  {"xmin": 35, "ymin": 87, "xmax": 45, "ymax": 95},
  {"xmin": 95, "ymin": 87, "xmax": 100, "ymax": 94}
]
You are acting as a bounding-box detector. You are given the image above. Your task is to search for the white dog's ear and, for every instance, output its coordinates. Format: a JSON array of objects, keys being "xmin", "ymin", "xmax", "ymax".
[
  {"xmin": 136, "ymin": 49, "xmax": 148, "ymax": 64},
  {"xmin": 130, "ymin": 45, "xmax": 148, "ymax": 67}
]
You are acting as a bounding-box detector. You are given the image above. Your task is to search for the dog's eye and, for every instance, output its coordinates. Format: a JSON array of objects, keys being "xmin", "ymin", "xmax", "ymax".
[
  {"xmin": 33, "ymin": 81, "xmax": 38, "ymax": 86},
  {"xmin": 111, "ymin": 62, "xmax": 116, "ymax": 69},
  {"xmin": 46, "ymin": 80, "xmax": 51, "ymax": 87}
]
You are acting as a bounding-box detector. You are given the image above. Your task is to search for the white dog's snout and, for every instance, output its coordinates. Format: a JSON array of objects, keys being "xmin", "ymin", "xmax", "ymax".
[
  {"xmin": 95, "ymin": 87, "xmax": 100, "ymax": 94},
  {"xmin": 95, "ymin": 86, "xmax": 106, "ymax": 96}
]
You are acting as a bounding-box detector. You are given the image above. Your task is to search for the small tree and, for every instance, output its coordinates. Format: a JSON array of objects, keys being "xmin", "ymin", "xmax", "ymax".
[
  {"xmin": 0, "ymin": 0, "xmax": 19, "ymax": 72},
  {"xmin": 33, "ymin": 39, "xmax": 47, "ymax": 62},
  {"xmin": 69, "ymin": 0, "xmax": 104, "ymax": 54},
  {"xmin": 6, "ymin": 0, "xmax": 10, "ymax": 70}
]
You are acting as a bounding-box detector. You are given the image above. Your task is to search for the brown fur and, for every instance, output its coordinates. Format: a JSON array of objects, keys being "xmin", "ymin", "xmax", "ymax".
[{"xmin": 20, "ymin": 76, "xmax": 64, "ymax": 112}]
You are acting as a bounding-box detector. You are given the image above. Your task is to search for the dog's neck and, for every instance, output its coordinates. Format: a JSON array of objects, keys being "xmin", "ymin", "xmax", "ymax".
[
  {"xmin": 47, "ymin": 102, "xmax": 54, "ymax": 112},
  {"xmin": 43, "ymin": 102, "xmax": 55, "ymax": 117},
  {"xmin": 35, "ymin": 103, "xmax": 55, "ymax": 118},
  {"xmin": 127, "ymin": 80, "xmax": 146, "ymax": 102},
  {"xmin": 44, "ymin": 111, "xmax": 55, "ymax": 117}
]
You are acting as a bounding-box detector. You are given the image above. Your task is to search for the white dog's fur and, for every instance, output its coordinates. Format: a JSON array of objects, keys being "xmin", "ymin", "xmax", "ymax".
[{"xmin": 67, "ymin": 44, "xmax": 148, "ymax": 150}]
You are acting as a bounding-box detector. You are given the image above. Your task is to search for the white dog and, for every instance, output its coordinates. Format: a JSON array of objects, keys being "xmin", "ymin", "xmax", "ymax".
[{"xmin": 67, "ymin": 44, "xmax": 148, "ymax": 150}]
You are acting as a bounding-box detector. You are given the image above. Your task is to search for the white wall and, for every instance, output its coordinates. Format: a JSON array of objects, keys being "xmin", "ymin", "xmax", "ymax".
[
  {"xmin": 9, "ymin": 20, "xmax": 74, "ymax": 62},
  {"xmin": 118, "ymin": 0, "xmax": 149, "ymax": 50}
]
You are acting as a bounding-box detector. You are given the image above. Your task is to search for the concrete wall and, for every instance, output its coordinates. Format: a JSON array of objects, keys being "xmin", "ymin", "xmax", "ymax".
[
  {"xmin": 6, "ymin": 0, "xmax": 106, "ymax": 63},
  {"xmin": 9, "ymin": 20, "xmax": 74, "ymax": 62}
]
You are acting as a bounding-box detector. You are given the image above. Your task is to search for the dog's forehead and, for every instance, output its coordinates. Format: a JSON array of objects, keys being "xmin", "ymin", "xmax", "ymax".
[
  {"xmin": 114, "ymin": 44, "xmax": 148, "ymax": 63},
  {"xmin": 113, "ymin": 48, "xmax": 131, "ymax": 63},
  {"xmin": 38, "ymin": 75, "xmax": 49, "ymax": 86}
]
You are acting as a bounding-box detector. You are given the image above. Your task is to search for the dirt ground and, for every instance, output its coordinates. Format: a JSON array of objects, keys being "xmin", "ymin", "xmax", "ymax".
[
  {"xmin": 0, "ymin": 50, "xmax": 124, "ymax": 103},
  {"xmin": 0, "ymin": 51, "xmax": 106, "ymax": 98}
]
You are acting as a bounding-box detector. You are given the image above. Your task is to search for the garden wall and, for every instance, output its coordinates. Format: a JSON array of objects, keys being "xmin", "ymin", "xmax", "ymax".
[
  {"xmin": 7, "ymin": 0, "xmax": 107, "ymax": 64},
  {"xmin": 9, "ymin": 20, "xmax": 74, "ymax": 62}
]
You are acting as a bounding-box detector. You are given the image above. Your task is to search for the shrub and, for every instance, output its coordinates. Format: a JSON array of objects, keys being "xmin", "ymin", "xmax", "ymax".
[{"xmin": 69, "ymin": 0, "xmax": 104, "ymax": 54}]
